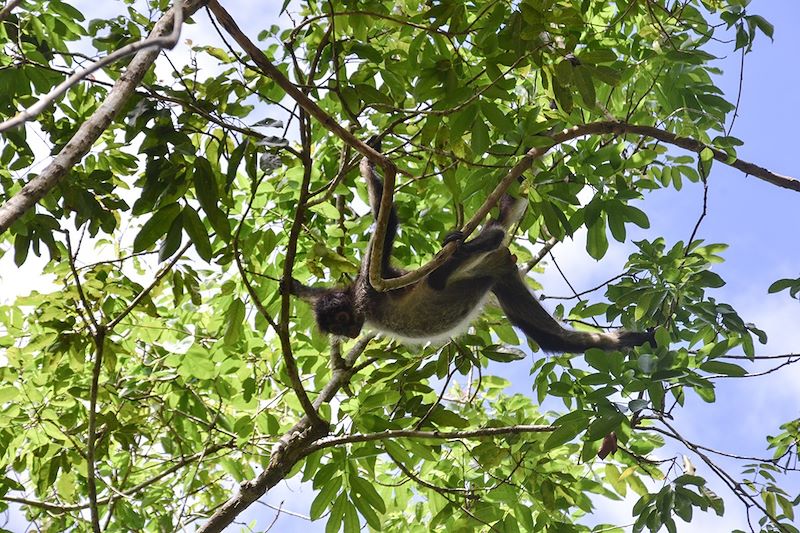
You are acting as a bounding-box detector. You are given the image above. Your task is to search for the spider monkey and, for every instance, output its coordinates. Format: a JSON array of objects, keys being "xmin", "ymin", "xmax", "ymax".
[{"xmin": 287, "ymin": 141, "xmax": 653, "ymax": 352}]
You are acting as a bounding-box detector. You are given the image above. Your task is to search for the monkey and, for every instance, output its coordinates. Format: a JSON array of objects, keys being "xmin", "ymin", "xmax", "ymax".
[{"xmin": 287, "ymin": 141, "xmax": 653, "ymax": 352}]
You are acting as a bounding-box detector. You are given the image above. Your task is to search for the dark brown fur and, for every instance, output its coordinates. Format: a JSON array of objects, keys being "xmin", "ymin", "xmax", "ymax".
[{"xmin": 289, "ymin": 145, "xmax": 653, "ymax": 352}]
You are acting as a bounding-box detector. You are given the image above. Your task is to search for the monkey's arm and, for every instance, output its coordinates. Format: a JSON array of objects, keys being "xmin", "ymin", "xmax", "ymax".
[
  {"xmin": 281, "ymin": 277, "xmax": 329, "ymax": 303},
  {"xmin": 491, "ymin": 274, "xmax": 654, "ymax": 352}
]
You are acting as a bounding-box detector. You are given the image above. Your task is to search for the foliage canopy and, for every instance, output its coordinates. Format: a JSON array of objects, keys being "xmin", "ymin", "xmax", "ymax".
[{"xmin": 0, "ymin": 1, "xmax": 797, "ymax": 532}]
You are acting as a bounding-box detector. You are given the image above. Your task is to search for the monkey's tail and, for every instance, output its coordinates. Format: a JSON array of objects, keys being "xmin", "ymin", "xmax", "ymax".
[{"xmin": 491, "ymin": 274, "xmax": 653, "ymax": 353}]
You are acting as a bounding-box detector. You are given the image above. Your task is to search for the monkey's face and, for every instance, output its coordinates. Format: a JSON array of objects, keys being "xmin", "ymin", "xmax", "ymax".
[{"xmin": 314, "ymin": 291, "xmax": 364, "ymax": 338}]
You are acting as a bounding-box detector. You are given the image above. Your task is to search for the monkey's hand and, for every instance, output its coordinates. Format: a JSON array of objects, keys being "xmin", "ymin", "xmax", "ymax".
[{"xmin": 279, "ymin": 277, "xmax": 300, "ymax": 296}]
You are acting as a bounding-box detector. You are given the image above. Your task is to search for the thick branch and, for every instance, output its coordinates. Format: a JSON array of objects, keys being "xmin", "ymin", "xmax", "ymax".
[
  {"xmin": 197, "ymin": 333, "xmax": 376, "ymax": 533},
  {"xmin": 0, "ymin": 0, "xmax": 184, "ymax": 133},
  {"xmin": 304, "ymin": 424, "xmax": 556, "ymax": 456},
  {"xmin": 0, "ymin": 0, "xmax": 21, "ymax": 22},
  {"xmin": 0, "ymin": 0, "xmax": 209, "ymax": 235}
]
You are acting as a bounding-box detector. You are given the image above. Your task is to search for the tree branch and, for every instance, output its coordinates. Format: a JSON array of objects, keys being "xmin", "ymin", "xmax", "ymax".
[
  {"xmin": 304, "ymin": 424, "xmax": 556, "ymax": 456},
  {"xmin": 0, "ymin": 0, "xmax": 21, "ymax": 22},
  {"xmin": 196, "ymin": 329, "xmax": 376, "ymax": 533},
  {"xmin": 106, "ymin": 241, "xmax": 191, "ymax": 330},
  {"xmin": 0, "ymin": 0, "xmax": 209, "ymax": 235},
  {"xmin": 86, "ymin": 325, "xmax": 106, "ymax": 533},
  {"xmin": 0, "ymin": 0, "xmax": 184, "ymax": 133}
]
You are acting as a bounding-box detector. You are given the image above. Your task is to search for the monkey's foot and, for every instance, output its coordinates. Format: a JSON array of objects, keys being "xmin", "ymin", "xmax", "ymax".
[{"xmin": 442, "ymin": 230, "xmax": 465, "ymax": 248}]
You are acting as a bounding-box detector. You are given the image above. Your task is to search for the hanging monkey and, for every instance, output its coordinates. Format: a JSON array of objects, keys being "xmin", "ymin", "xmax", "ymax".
[{"xmin": 287, "ymin": 141, "xmax": 653, "ymax": 352}]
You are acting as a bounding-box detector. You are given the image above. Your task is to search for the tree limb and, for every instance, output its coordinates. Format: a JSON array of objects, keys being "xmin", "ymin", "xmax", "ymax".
[
  {"xmin": 0, "ymin": 0, "xmax": 209, "ymax": 235},
  {"xmin": 0, "ymin": 0, "xmax": 21, "ymax": 23},
  {"xmin": 196, "ymin": 332, "xmax": 375, "ymax": 533},
  {"xmin": 303, "ymin": 424, "xmax": 556, "ymax": 456}
]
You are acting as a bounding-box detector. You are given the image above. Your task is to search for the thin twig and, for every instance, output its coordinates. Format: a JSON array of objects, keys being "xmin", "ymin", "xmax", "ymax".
[
  {"xmin": 304, "ymin": 424, "xmax": 556, "ymax": 456},
  {"xmin": 521, "ymin": 237, "xmax": 558, "ymax": 274},
  {"xmin": 86, "ymin": 325, "xmax": 107, "ymax": 533},
  {"xmin": 0, "ymin": 0, "xmax": 210, "ymax": 235},
  {"xmin": 275, "ymin": 110, "xmax": 326, "ymax": 427},
  {"xmin": 64, "ymin": 232, "xmax": 99, "ymax": 332},
  {"xmin": 386, "ymin": 449, "xmax": 477, "ymax": 497},
  {"xmin": 106, "ymin": 242, "xmax": 191, "ymax": 330}
]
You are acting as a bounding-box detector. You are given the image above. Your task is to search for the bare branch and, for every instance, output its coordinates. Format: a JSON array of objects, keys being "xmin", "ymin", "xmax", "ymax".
[
  {"xmin": 386, "ymin": 448, "xmax": 477, "ymax": 498},
  {"xmin": 304, "ymin": 424, "xmax": 556, "ymax": 456},
  {"xmin": 86, "ymin": 326, "xmax": 106, "ymax": 533},
  {"xmin": 0, "ymin": 0, "xmax": 21, "ymax": 22},
  {"xmin": 106, "ymin": 242, "xmax": 192, "ymax": 330}
]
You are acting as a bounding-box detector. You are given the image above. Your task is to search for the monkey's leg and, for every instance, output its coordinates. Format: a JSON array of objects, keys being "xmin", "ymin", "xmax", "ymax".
[
  {"xmin": 428, "ymin": 194, "xmax": 526, "ymax": 291},
  {"xmin": 427, "ymin": 227, "xmax": 507, "ymax": 290},
  {"xmin": 492, "ymin": 274, "xmax": 654, "ymax": 352}
]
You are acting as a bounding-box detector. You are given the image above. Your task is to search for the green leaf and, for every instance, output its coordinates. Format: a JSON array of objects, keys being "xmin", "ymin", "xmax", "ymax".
[
  {"xmin": 699, "ymin": 361, "xmax": 747, "ymax": 377},
  {"xmin": 638, "ymin": 354, "xmax": 658, "ymax": 374},
  {"xmin": 326, "ymin": 493, "xmax": 347, "ymax": 533},
  {"xmin": 544, "ymin": 420, "xmax": 584, "ymax": 451},
  {"xmin": 342, "ymin": 500, "xmax": 360, "ymax": 533},
  {"xmin": 748, "ymin": 15, "xmax": 774, "ymax": 39},
  {"xmin": 158, "ymin": 211, "xmax": 183, "ymax": 262},
  {"xmin": 179, "ymin": 348, "xmax": 216, "ymax": 380},
  {"xmin": 13, "ymin": 233, "xmax": 29, "ymax": 266},
  {"xmin": 621, "ymin": 205, "xmax": 650, "ymax": 228},
  {"xmin": 222, "ymin": 298, "xmax": 245, "ymax": 345},
  {"xmin": 225, "ymin": 139, "xmax": 248, "ymax": 190},
  {"xmin": 480, "ymin": 101, "xmax": 514, "ymax": 132},
  {"xmin": 471, "ymin": 116, "xmax": 490, "ymax": 155},
  {"xmin": 349, "ymin": 474, "xmax": 386, "ymax": 514},
  {"xmin": 449, "ymin": 107, "xmax": 476, "ymax": 145},
  {"xmin": 0, "ymin": 387, "xmax": 20, "ymax": 402},
  {"xmin": 310, "ymin": 476, "xmax": 342, "ymax": 520},
  {"xmin": 133, "ymin": 203, "xmax": 181, "ymax": 253},
  {"xmin": 587, "ymin": 218, "xmax": 609, "ymax": 260},
  {"xmin": 574, "ymin": 66, "xmax": 596, "ymax": 107},
  {"xmin": 182, "ymin": 205, "xmax": 213, "ymax": 261},
  {"xmin": 193, "ymin": 157, "xmax": 231, "ymax": 241},
  {"xmin": 768, "ymin": 278, "xmax": 798, "ymax": 294}
]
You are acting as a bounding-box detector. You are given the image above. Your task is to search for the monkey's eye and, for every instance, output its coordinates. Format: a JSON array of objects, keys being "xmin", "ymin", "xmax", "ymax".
[{"xmin": 334, "ymin": 311, "xmax": 351, "ymax": 324}]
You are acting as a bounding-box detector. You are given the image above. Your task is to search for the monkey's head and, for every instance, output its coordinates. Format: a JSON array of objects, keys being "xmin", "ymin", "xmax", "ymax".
[{"xmin": 314, "ymin": 290, "xmax": 364, "ymax": 338}]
